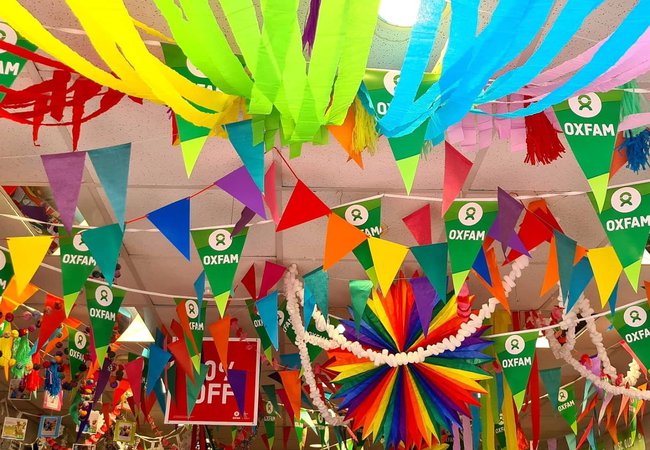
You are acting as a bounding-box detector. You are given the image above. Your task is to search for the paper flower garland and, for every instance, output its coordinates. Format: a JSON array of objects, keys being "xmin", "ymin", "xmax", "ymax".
[{"xmin": 327, "ymin": 278, "xmax": 492, "ymax": 448}]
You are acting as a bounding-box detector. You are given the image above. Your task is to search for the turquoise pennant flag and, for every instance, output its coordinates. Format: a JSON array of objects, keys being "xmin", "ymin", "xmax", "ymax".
[
  {"xmin": 225, "ymin": 120, "xmax": 265, "ymax": 193},
  {"xmin": 87, "ymin": 144, "xmax": 131, "ymax": 228},
  {"xmin": 304, "ymin": 268, "xmax": 329, "ymax": 319},
  {"xmin": 554, "ymin": 230, "xmax": 577, "ymax": 305},
  {"xmin": 82, "ymin": 223, "xmax": 124, "ymax": 286},
  {"xmin": 257, "ymin": 291, "xmax": 279, "ymax": 350}
]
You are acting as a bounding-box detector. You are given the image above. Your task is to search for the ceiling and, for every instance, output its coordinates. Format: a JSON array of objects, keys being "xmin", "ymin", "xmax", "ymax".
[{"xmin": 0, "ymin": 0, "xmax": 649, "ymax": 447}]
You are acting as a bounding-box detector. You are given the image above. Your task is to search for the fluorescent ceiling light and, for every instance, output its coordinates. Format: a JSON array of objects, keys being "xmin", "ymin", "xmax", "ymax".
[
  {"xmin": 117, "ymin": 313, "xmax": 154, "ymax": 343},
  {"xmin": 379, "ymin": 0, "xmax": 421, "ymax": 27}
]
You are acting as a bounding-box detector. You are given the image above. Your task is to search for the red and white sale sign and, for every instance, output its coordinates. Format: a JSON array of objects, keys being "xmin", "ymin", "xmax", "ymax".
[{"xmin": 164, "ymin": 338, "xmax": 261, "ymax": 425}]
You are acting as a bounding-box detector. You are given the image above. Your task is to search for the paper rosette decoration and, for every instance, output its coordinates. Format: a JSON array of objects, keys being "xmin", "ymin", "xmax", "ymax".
[{"xmin": 328, "ymin": 279, "xmax": 492, "ymax": 449}]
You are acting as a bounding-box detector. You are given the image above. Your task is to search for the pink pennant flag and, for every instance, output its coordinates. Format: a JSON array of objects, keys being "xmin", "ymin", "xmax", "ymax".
[
  {"xmin": 259, "ymin": 261, "xmax": 286, "ymax": 298},
  {"xmin": 264, "ymin": 162, "xmax": 280, "ymax": 223},
  {"xmin": 442, "ymin": 142, "xmax": 473, "ymax": 217},
  {"xmin": 402, "ymin": 204, "xmax": 432, "ymax": 245},
  {"xmin": 41, "ymin": 152, "xmax": 86, "ymax": 231}
]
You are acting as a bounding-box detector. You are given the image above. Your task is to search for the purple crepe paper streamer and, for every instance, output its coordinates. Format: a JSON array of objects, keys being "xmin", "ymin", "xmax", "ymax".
[{"xmin": 302, "ymin": 0, "xmax": 321, "ymax": 52}]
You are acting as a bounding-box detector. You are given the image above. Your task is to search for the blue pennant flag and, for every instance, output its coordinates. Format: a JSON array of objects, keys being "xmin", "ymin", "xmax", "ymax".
[{"xmin": 148, "ymin": 198, "xmax": 191, "ymax": 260}]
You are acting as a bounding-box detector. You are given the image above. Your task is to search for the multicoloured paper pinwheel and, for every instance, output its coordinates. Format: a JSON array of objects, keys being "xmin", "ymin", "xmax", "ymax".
[{"xmin": 328, "ymin": 278, "xmax": 492, "ymax": 449}]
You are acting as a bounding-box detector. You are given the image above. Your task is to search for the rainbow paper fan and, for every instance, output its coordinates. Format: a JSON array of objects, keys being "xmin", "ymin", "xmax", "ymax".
[{"xmin": 328, "ymin": 278, "xmax": 492, "ymax": 449}]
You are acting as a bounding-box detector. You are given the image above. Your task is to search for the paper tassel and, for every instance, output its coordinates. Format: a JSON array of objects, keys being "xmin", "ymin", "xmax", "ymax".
[
  {"xmin": 209, "ymin": 316, "xmax": 231, "ymax": 371},
  {"xmin": 277, "ymin": 181, "xmax": 331, "ymax": 231},
  {"xmin": 82, "ymin": 223, "xmax": 124, "ymax": 286},
  {"xmin": 225, "ymin": 120, "xmax": 265, "ymax": 192},
  {"xmin": 87, "ymin": 143, "xmax": 131, "ymax": 227},
  {"xmin": 323, "ymin": 213, "xmax": 368, "ymax": 270},
  {"xmin": 147, "ymin": 198, "xmax": 191, "ymax": 260},
  {"xmin": 41, "ymin": 152, "xmax": 86, "ymax": 232},
  {"xmin": 349, "ymin": 280, "xmax": 372, "ymax": 337},
  {"xmin": 7, "ymin": 235, "xmax": 52, "ymax": 294},
  {"xmin": 229, "ymin": 368, "xmax": 248, "ymax": 413},
  {"xmin": 304, "ymin": 268, "xmax": 329, "ymax": 320},
  {"xmin": 367, "ymin": 237, "xmax": 409, "ymax": 295},
  {"xmin": 620, "ymin": 129, "xmax": 650, "ymax": 173},
  {"xmin": 257, "ymin": 292, "xmax": 279, "ymax": 350},
  {"xmin": 402, "ymin": 204, "xmax": 432, "ymax": 246},
  {"xmin": 442, "ymin": 142, "xmax": 473, "ymax": 216},
  {"xmin": 44, "ymin": 362, "xmax": 61, "ymax": 396},
  {"xmin": 524, "ymin": 108, "xmax": 565, "ymax": 165},
  {"xmin": 259, "ymin": 262, "xmax": 286, "ymax": 298},
  {"xmin": 352, "ymin": 97, "xmax": 378, "ymax": 155},
  {"xmin": 216, "ymin": 166, "xmax": 267, "ymax": 219}
]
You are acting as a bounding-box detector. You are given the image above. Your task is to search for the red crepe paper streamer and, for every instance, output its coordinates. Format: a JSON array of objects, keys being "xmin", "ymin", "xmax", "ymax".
[{"xmin": 524, "ymin": 107, "xmax": 565, "ymax": 166}]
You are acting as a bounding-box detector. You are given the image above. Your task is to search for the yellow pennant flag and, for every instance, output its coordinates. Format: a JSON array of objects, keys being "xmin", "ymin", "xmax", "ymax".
[
  {"xmin": 7, "ymin": 236, "xmax": 53, "ymax": 294},
  {"xmin": 0, "ymin": 279, "xmax": 38, "ymax": 317},
  {"xmin": 367, "ymin": 237, "xmax": 409, "ymax": 295},
  {"xmin": 587, "ymin": 247, "xmax": 622, "ymax": 307}
]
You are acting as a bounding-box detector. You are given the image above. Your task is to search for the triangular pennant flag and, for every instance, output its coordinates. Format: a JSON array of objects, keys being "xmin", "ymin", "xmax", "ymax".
[
  {"xmin": 187, "ymin": 365, "xmax": 209, "ymax": 414},
  {"xmin": 85, "ymin": 282, "xmax": 126, "ymax": 367},
  {"xmin": 588, "ymin": 247, "xmax": 622, "ymax": 307},
  {"xmin": 494, "ymin": 188, "xmax": 526, "ymax": 255},
  {"xmin": 558, "ymin": 386, "xmax": 578, "ymax": 434},
  {"xmin": 387, "ymin": 122, "xmax": 427, "ymax": 194},
  {"xmin": 553, "ymin": 91, "xmax": 623, "ymax": 212},
  {"xmin": 209, "ymin": 316, "xmax": 231, "ymax": 371},
  {"xmin": 148, "ymin": 198, "xmax": 191, "ymax": 260},
  {"xmin": 349, "ymin": 280, "xmax": 373, "ymax": 336},
  {"xmin": 279, "ymin": 371, "xmax": 301, "ymax": 420},
  {"xmin": 168, "ymin": 334, "xmax": 195, "ymax": 383},
  {"xmin": 410, "ymin": 276, "xmax": 439, "ymax": 337},
  {"xmin": 402, "ymin": 204, "xmax": 432, "ymax": 246},
  {"xmin": 303, "ymin": 287, "xmax": 316, "ymax": 331},
  {"xmin": 505, "ymin": 199, "xmax": 562, "ymax": 263},
  {"xmin": 67, "ymin": 326, "xmax": 89, "ymax": 381},
  {"xmin": 241, "ymin": 264, "xmax": 257, "ymax": 299},
  {"xmin": 0, "ymin": 279, "xmax": 38, "ymax": 319},
  {"xmin": 608, "ymin": 302, "xmax": 650, "ymax": 370},
  {"xmin": 277, "ymin": 181, "xmax": 331, "ymax": 231},
  {"xmin": 484, "ymin": 247, "xmax": 509, "ymax": 311},
  {"xmin": 442, "ymin": 142, "xmax": 473, "ymax": 216},
  {"xmin": 554, "ymin": 230, "xmax": 577, "ymax": 303},
  {"xmin": 304, "ymin": 268, "xmax": 329, "ymax": 321},
  {"xmin": 328, "ymin": 107, "xmax": 364, "ymax": 168},
  {"xmin": 259, "ymin": 262, "xmax": 286, "ymax": 298},
  {"xmin": 229, "ymin": 368, "xmax": 248, "ymax": 413},
  {"xmin": 367, "ymin": 237, "xmax": 408, "ymax": 295},
  {"xmin": 59, "ymin": 229, "xmax": 96, "ymax": 316},
  {"xmin": 146, "ymin": 344, "xmax": 171, "ymax": 395},
  {"xmin": 246, "ymin": 299, "xmax": 273, "ymax": 363},
  {"xmin": 0, "ymin": 249, "xmax": 14, "ymax": 298},
  {"xmin": 194, "ymin": 271, "xmax": 206, "ymax": 305},
  {"xmin": 124, "ymin": 357, "xmax": 144, "ymax": 409},
  {"xmin": 36, "ymin": 294, "xmax": 66, "ymax": 352},
  {"xmin": 566, "ymin": 257, "xmax": 593, "ymax": 312},
  {"xmin": 216, "ymin": 166, "xmax": 267, "ymax": 219},
  {"xmin": 588, "ymin": 182, "xmax": 650, "ymax": 290},
  {"xmin": 411, "ymin": 243, "xmax": 448, "ymax": 301},
  {"xmin": 82, "ymin": 223, "xmax": 124, "ymax": 286},
  {"xmin": 323, "ymin": 214, "xmax": 368, "ymax": 270},
  {"xmin": 472, "ymin": 246, "xmax": 491, "ymax": 285},
  {"xmin": 264, "ymin": 162, "xmax": 280, "ymax": 224},
  {"xmin": 181, "ymin": 136, "xmax": 209, "ymax": 177},
  {"xmin": 232, "ymin": 206, "xmax": 256, "ymax": 237},
  {"xmin": 539, "ymin": 367, "xmax": 562, "ymax": 411},
  {"xmin": 493, "ymin": 330, "xmax": 538, "ymax": 411},
  {"xmin": 225, "ymin": 120, "xmax": 265, "ymax": 192},
  {"xmin": 257, "ymin": 292, "xmax": 279, "ymax": 350},
  {"xmin": 7, "ymin": 235, "xmax": 52, "ymax": 294},
  {"xmin": 41, "ymin": 152, "xmax": 86, "ymax": 232},
  {"xmin": 87, "ymin": 143, "xmax": 131, "ymax": 227}
]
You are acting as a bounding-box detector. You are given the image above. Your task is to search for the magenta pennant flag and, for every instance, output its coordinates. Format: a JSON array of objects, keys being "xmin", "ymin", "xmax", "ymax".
[
  {"xmin": 442, "ymin": 142, "xmax": 473, "ymax": 217},
  {"xmin": 147, "ymin": 198, "xmax": 191, "ymax": 260},
  {"xmin": 402, "ymin": 204, "xmax": 432, "ymax": 245},
  {"xmin": 41, "ymin": 152, "xmax": 86, "ymax": 232},
  {"xmin": 229, "ymin": 368, "xmax": 248, "ymax": 413},
  {"xmin": 259, "ymin": 261, "xmax": 286, "ymax": 298},
  {"xmin": 124, "ymin": 357, "xmax": 145, "ymax": 408},
  {"xmin": 232, "ymin": 206, "xmax": 256, "ymax": 236},
  {"xmin": 410, "ymin": 276, "xmax": 439, "ymax": 337},
  {"xmin": 216, "ymin": 166, "xmax": 267, "ymax": 219}
]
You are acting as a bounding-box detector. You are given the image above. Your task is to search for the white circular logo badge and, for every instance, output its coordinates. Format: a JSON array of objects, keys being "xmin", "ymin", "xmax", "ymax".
[
  {"xmin": 185, "ymin": 300, "xmax": 199, "ymax": 319},
  {"xmin": 505, "ymin": 335, "xmax": 525, "ymax": 356},
  {"xmin": 276, "ymin": 310, "xmax": 285, "ymax": 326},
  {"xmin": 265, "ymin": 401, "xmax": 274, "ymax": 415},
  {"xmin": 383, "ymin": 70, "xmax": 400, "ymax": 96},
  {"xmin": 458, "ymin": 202, "xmax": 483, "ymax": 226},
  {"xmin": 95, "ymin": 285, "xmax": 114, "ymax": 307},
  {"xmin": 558, "ymin": 388, "xmax": 568, "ymax": 403},
  {"xmin": 0, "ymin": 251, "xmax": 6, "ymax": 270},
  {"xmin": 0, "ymin": 23, "xmax": 18, "ymax": 55},
  {"xmin": 611, "ymin": 187, "xmax": 641, "ymax": 214},
  {"xmin": 208, "ymin": 229, "xmax": 232, "ymax": 251},
  {"xmin": 75, "ymin": 331, "xmax": 87, "ymax": 350},
  {"xmin": 344, "ymin": 204, "xmax": 369, "ymax": 226},
  {"xmin": 568, "ymin": 93, "xmax": 602, "ymax": 118},
  {"xmin": 73, "ymin": 233, "xmax": 89, "ymax": 252},
  {"xmin": 186, "ymin": 59, "xmax": 207, "ymax": 79},
  {"xmin": 624, "ymin": 306, "xmax": 647, "ymax": 328}
]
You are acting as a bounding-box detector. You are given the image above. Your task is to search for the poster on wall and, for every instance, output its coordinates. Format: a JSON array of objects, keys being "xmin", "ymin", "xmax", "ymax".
[
  {"xmin": 1, "ymin": 417, "xmax": 28, "ymax": 440},
  {"xmin": 165, "ymin": 338, "xmax": 261, "ymax": 426},
  {"xmin": 38, "ymin": 416, "xmax": 61, "ymax": 438}
]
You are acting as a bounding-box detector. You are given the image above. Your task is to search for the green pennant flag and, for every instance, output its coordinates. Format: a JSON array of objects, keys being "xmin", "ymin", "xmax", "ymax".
[
  {"xmin": 332, "ymin": 197, "xmax": 382, "ymax": 284},
  {"xmin": 557, "ymin": 385, "xmax": 578, "ymax": 434},
  {"xmin": 246, "ymin": 299, "xmax": 274, "ymax": 363},
  {"xmin": 0, "ymin": 21, "xmax": 37, "ymax": 103},
  {"xmin": 608, "ymin": 302, "xmax": 650, "ymax": 369},
  {"xmin": 175, "ymin": 298, "xmax": 207, "ymax": 373},
  {"xmin": 294, "ymin": 418, "xmax": 305, "ymax": 449},
  {"xmin": 66, "ymin": 326, "xmax": 88, "ymax": 381},
  {"xmin": 192, "ymin": 227, "xmax": 248, "ymax": 317},
  {"xmin": 349, "ymin": 280, "xmax": 373, "ymax": 336},
  {"xmin": 588, "ymin": 182, "xmax": 650, "ymax": 290},
  {"xmin": 493, "ymin": 331, "xmax": 538, "ymax": 411},
  {"xmin": 0, "ymin": 249, "xmax": 14, "ymax": 297},
  {"xmin": 553, "ymin": 90, "xmax": 624, "ymax": 212},
  {"xmin": 187, "ymin": 364, "xmax": 209, "ymax": 415},
  {"xmin": 262, "ymin": 397, "xmax": 277, "ymax": 449},
  {"xmin": 59, "ymin": 229, "xmax": 97, "ymax": 316},
  {"xmin": 444, "ymin": 200, "xmax": 498, "ymax": 294},
  {"xmin": 316, "ymin": 411, "xmax": 329, "ymax": 448},
  {"xmin": 161, "ymin": 43, "xmax": 216, "ymax": 177},
  {"xmin": 495, "ymin": 415, "xmax": 506, "ymax": 449},
  {"xmin": 84, "ymin": 282, "xmax": 125, "ymax": 366}
]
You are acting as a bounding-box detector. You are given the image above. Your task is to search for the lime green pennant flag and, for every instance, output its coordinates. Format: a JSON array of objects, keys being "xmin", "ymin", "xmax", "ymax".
[
  {"xmin": 59, "ymin": 229, "xmax": 97, "ymax": 316},
  {"xmin": 84, "ymin": 282, "xmax": 125, "ymax": 366},
  {"xmin": 492, "ymin": 331, "xmax": 538, "ymax": 411}
]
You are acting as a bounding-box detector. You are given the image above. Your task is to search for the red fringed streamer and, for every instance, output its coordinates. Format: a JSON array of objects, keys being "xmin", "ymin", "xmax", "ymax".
[
  {"xmin": 524, "ymin": 109, "xmax": 565, "ymax": 165},
  {"xmin": 530, "ymin": 355, "xmax": 540, "ymax": 450},
  {"xmin": 302, "ymin": 0, "xmax": 321, "ymax": 53}
]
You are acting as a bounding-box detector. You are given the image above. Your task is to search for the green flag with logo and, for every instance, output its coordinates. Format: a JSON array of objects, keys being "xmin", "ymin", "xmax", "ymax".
[
  {"xmin": 495, "ymin": 415, "xmax": 506, "ymax": 448},
  {"xmin": 60, "ymin": 229, "xmax": 97, "ymax": 316},
  {"xmin": 174, "ymin": 298, "xmax": 207, "ymax": 373},
  {"xmin": 444, "ymin": 200, "xmax": 498, "ymax": 294},
  {"xmin": 192, "ymin": 227, "xmax": 248, "ymax": 317},
  {"xmin": 0, "ymin": 21, "xmax": 37, "ymax": 103},
  {"xmin": 493, "ymin": 331, "xmax": 538, "ymax": 411},
  {"xmin": 84, "ymin": 282, "xmax": 125, "ymax": 366},
  {"xmin": 588, "ymin": 182, "xmax": 650, "ymax": 290},
  {"xmin": 553, "ymin": 90, "xmax": 624, "ymax": 212},
  {"xmin": 246, "ymin": 299, "xmax": 273, "ymax": 363},
  {"xmin": 278, "ymin": 300, "xmax": 332, "ymax": 360},
  {"xmin": 557, "ymin": 385, "xmax": 578, "ymax": 434},
  {"xmin": 0, "ymin": 249, "xmax": 14, "ymax": 297},
  {"xmin": 67, "ymin": 326, "xmax": 88, "ymax": 381},
  {"xmin": 332, "ymin": 197, "xmax": 382, "ymax": 284},
  {"xmin": 262, "ymin": 398, "xmax": 277, "ymax": 449},
  {"xmin": 608, "ymin": 302, "xmax": 650, "ymax": 368}
]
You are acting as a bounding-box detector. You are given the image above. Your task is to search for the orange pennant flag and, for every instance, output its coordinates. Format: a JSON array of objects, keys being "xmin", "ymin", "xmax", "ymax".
[
  {"xmin": 328, "ymin": 107, "xmax": 363, "ymax": 168},
  {"xmin": 0, "ymin": 279, "xmax": 38, "ymax": 318},
  {"xmin": 279, "ymin": 370, "xmax": 301, "ymax": 420},
  {"xmin": 323, "ymin": 214, "xmax": 368, "ymax": 270},
  {"xmin": 7, "ymin": 236, "xmax": 53, "ymax": 294},
  {"xmin": 209, "ymin": 316, "xmax": 231, "ymax": 372},
  {"xmin": 541, "ymin": 238, "xmax": 587, "ymax": 296}
]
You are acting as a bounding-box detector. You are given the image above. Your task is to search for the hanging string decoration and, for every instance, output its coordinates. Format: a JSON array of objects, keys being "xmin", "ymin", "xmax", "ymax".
[{"xmin": 327, "ymin": 277, "xmax": 492, "ymax": 448}]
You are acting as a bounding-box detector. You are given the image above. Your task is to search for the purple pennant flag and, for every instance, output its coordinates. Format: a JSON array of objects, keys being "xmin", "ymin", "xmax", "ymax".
[
  {"xmin": 410, "ymin": 276, "xmax": 440, "ymax": 337},
  {"xmin": 232, "ymin": 206, "xmax": 256, "ymax": 236},
  {"xmin": 216, "ymin": 166, "xmax": 267, "ymax": 219},
  {"xmin": 41, "ymin": 152, "xmax": 86, "ymax": 232},
  {"xmin": 229, "ymin": 368, "xmax": 248, "ymax": 414},
  {"xmin": 495, "ymin": 188, "xmax": 525, "ymax": 254}
]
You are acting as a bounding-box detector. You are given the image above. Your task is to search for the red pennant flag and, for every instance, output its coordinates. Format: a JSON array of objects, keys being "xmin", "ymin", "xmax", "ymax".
[
  {"xmin": 112, "ymin": 380, "xmax": 130, "ymax": 408},
  {"xmin": 530, "ymin": 355, "xmax": 540, "ymax": 449},
  {"xmin": 259, "ymin": 261, "xmax": 286, "ymax": 298},
  {"xmin": 37, "ymin": 294, "xmax": 66, "ymax": 352},
  {"xmin": 442, "ymin": 142, "xmax": 473, "ymax": 216},
  {"xmin": 279, "ymin": 371, "xmax": 301, "ymax": 420},
  {"xmin": 241, "ymin": 264, "xmax": 257, "ymax": 299},
  {"xmin": 402, "ymin": 204, "xmax": 432, "ymax": 246},
  {"xmin": 505, "ymin": 199, "xmax": 562, "ymax": 263},
  {"xmin": 168, "ymin": 338, "xmax": 195, "ymax": 383},
  {"xmin": 283, "ymin": 426, "xmax": 291, "ymax": 450},
  {"xmin": 209, "ymin": 316, "xmax": 231, "ymax": 372},
  {"xmin": 264, "ymin": 162, "xmax": 280, "ymax": 224},
  {"xmin": 323, "ymin": 213, "xmax": 368, "ymax": 270},
  {"xmin": 277, "ymin": 180, "xmax": 331, "ymax": 231},
  {"xmin": 124, "ymin": 357, "xmax": 144, "ymax": 411}
]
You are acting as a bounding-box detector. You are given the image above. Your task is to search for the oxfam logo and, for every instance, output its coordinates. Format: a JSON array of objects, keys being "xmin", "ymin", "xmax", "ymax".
[
  {"xmin": 95, "ymin": 286, "xmax": 113, "ymax": 307},
  {"xmin": 505, "ymin": 335, "xmax": 524, "ymax": 356},
  {"xmin": 344, "ymin": 204, "xmax": 369, "ymax": 226},
  {"xmin": 458, "ymin": 202, "xmax": 483, "ymax": 226},
  {"xmin": 186, "ymin": 59, "xmax": 207, "ymax": 79},
  {"xmin": 611, "ymin": 187, "xmax": 641, "ymax": 214},
  {"xmin": 0, "ymin": 251, "xmax": 6, "ymax": 270},
  {"xmin": 73, "ymin": 233, "xmax": 89, "ymax": 252},
  {"xmin": 624, "ymin": 306, "xmax": 647, "ymax": 328},
  {"xmin": 75, "ymin": 331, "xmax": 87, "ymax": 350},
  {"xmin": 185, "ymin": 300, "xmax": 199, "ymax": 319},
  {"xmin": 265, "ymin": 401, "xmax": 274, "ymax": 415},
  {"xmin": 208, "ymin": 229, "xmax": 232, "ymax": 251},
  {"xmin": 558, "ymin": 389, "xmax": 568, "ymax": 403},
  {"xmin": 383, "ymin": 70, "xmax": 400, "ymax": 96},
  {"xmin": 0, "ymin": 23, "xmax": 18, "ymax": 55},
  {"xmin": 568, "ymin": 93, "xmax": 602, "ymax": 118}
]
